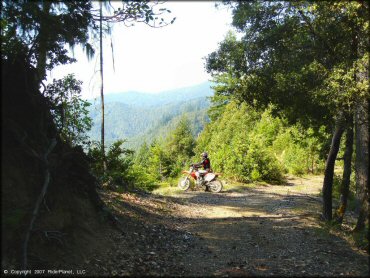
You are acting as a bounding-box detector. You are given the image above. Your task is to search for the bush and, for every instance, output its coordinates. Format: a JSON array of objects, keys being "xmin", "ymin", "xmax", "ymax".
[
  {"xmin": 196, "ymin": 102, "xmax": 286, "ymax": 183},
  {"xmin": 272, "ymin": 126, "xmax": 327, "ymax": 175},
  {"xmin": 196, "ymin": 101, "xmax": 327, "ymax": 183},
  {"xmin": 87, "ymin": 140, "xmax": 158, "ymax": 191}
]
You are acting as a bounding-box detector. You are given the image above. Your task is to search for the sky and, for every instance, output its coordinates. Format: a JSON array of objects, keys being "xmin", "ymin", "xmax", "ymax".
[{"xmin": 47, "ymin": 1, "xmax": 234, "ymax": 99}]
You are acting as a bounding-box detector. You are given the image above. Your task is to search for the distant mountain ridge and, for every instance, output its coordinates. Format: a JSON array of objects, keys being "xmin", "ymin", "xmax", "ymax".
[
  {"xmin": 94, "ymin": 81, "xmax": 214, "ymax": 107},
  {"xmin": 87, "ymin": 81, "xmax": 213, "ymax": 149}
]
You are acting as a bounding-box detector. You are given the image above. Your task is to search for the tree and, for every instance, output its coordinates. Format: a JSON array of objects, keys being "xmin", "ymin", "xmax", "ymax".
[
  {"xmin": 2, "ymin": 0, "xmax": 176, "ymax": 176},
  {"xmin": 166, "ymin": 117, "xmax": 196, "ymax": 177},
  {"xmin": 206, "ymin": 1, "xmax": 369, "ymax": 223},
  {"xmin": 322, "ymin": 121, "xmax": 345, "ymax": 220},
  {"xmin": 43, "ymin": 74, "xmax": 92, "ymax": 146},
  {"xmin": 1, "ymin": 1, "xmax": 95, "ymax": 82},
  {"xmin": 166, "ymin": 117, "xmax": 195, "ymax": 161},
  {"xmin": 334, "ymin": 123, "xmax": 354, "ymax": 223},
  {"xmin": 87, "ymin": 139, "xmax": 134, "ymax": 186},
  {"xmin": 147, "ymin": 140, "xmax": 171, "ymax": 181},
  {"xmin": 99, "ymin": 1, "xmax": 107, "ymax": 172},
  {"xmin": 196, "ymin": 102, "xmax": 292, "ymax": 183},
  {"xmin": 135, "ymin": 142, "xmax": 150, "ymax": 168},
  {"xmin": 353, "ymin": 86, "xmax": 369, "ymax": 231},
  {"xmin": 93, "ymin": 0, "xmax": 176, "ymax": 173}
]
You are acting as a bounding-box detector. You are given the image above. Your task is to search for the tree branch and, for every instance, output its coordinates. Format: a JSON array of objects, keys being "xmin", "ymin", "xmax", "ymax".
[
  {"xmin": 297, "ymin": 9, "xmax": 336, "ymax": 61},
  {"xmin": 22, "ymin": 138, "xmax": 57, "ymax": 269}
]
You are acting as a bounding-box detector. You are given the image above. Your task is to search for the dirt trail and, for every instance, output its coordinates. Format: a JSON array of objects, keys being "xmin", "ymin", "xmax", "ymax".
[{"xmin": 85, "ymin": 176, "xmax": 369, "ymax": 276}]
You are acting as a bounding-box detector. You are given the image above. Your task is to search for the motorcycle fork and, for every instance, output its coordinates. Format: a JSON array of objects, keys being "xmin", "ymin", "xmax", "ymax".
[{"xmin": 185, "ymin": 174, "xmax": 193, "ymax": 185}]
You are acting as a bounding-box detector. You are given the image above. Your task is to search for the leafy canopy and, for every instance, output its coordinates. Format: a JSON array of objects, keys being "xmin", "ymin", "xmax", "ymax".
[{"xmin": 43, "ymin": 74, "xmax": 92, "ymax": 146}]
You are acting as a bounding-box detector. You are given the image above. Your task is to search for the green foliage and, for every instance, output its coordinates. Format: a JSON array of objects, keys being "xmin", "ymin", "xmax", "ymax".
[
  {"xmin": 89, "ymin": 140, "xmax": 130, "ymax": 185},
  {"xmin": 331, "ymin": 173, "xmax": 357, "ymax": 212},
  {"xmin": 166, "ymin": 117, "xmax": 196, "ymax": 177},
  {"xmin": 88, "ymin": 139, "xmax": 158, "ymax": 191},
  {"xmin": 320, "ymin": 53, "xmax": 370, "ymax": 113},
  {"xmin": 272, "ymin": 125, "xmax": 328, "ymax": 175},
  {"xmin": 146, "ymin": 140, "xmax": 172, "ymax": 181},
  {"xmin": 135, "ymin": 107, "xmax": 208, "ymax": 152},
  {"xmin": 44, "ymin": 74, "xmax": 92, "ymax": 147},
  {"xmin": 134, "ymin": 118, "xmax": 197, "ymax": 182},
  {"xmin": 196, "ymin": 101, "xmax": 327, "ymax": 183},
  {"xmin": 136, "ymin": 138, "xmax": 178, "ymax": 183},
  {"xmin": 206, "ymin": 1, "xmax": 369, "ymax": 131},
  {"xmin": 196, "ymin": 102, "xmax": 282, "ymax": 183},
  {"xmin": 134, "ymin": 141, "xmax": 150, "ymax": 168},
  {"xmin": 1, "ymin": 1, "xmax": 94, "ymax": 74}
]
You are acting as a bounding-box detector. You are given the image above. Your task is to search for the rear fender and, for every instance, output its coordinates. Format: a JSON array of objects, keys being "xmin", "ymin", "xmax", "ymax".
[{"xmin": 204, "ymin": 173, "xmax": 216, "ymax": 182}]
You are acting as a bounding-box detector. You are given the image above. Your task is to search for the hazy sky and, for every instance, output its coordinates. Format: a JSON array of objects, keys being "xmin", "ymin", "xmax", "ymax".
[{"xmin": 47, "ymin": 1, "xmax": 234, "ymax": 99}]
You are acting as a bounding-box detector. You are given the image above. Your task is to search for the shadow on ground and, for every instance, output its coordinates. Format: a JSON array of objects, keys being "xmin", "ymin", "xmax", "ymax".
[{"xmin": 93, "ymin": 186, "xmax": 369, "ymax": 277}]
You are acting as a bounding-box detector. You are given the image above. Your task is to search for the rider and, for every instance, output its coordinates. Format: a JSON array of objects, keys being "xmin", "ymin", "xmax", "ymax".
[{"xmin": 192, "ymin": 152, "xmax": 211, "ymax": 183}]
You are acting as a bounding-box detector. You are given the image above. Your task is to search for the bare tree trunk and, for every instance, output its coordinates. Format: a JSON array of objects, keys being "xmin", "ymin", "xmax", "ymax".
[
  {"xmin": 36, "ymin": 1, "xmax": 52, "ymax": 83},
  {"xmin": 99, "ymin": 1, "xmax": 107, "ymax": 173},
  {"xmin": 335, "ymin": 122, "xmax": 354, "ymax": 223},
  {"xmin": 322, "ymin": 121, "xmax": 345, "ymax": 221},
  {"xmin": 353, "ymin": 97, "xmax": 369, "ymax": 231}
]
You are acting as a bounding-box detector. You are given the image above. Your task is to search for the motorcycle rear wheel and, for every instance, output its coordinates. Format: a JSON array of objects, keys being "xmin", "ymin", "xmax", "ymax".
[
  {"xmin": 208, "ymin": 180, "xmax": 223, "ymax": 193},
  {"xmin": 178, "ymin": 177, "xmax": 191, "ymax": 191}
]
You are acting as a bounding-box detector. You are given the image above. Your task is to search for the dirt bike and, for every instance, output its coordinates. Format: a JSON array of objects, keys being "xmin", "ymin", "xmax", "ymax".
[{"xmin": 178, "ymin": 165, "xmax": 223, "ymax": 193}]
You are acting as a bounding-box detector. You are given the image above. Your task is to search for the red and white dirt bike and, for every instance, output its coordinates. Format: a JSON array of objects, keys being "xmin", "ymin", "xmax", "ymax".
[{"xmin": 178, "ymin": 165, "xmax": 223, "ymax": 193}]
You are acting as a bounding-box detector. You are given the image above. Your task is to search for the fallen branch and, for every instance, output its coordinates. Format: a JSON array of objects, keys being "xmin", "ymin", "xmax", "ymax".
[
  {"xmin": 44, "ymin": 230, "xmax": 67, "ymax": 245},
  {"xmin": 22, "ymin": 138, "xmax": 57, "ymax": 269},
  {"xmin": 43, "ymin": 198, "xmax": 50, "ymax": 212}
]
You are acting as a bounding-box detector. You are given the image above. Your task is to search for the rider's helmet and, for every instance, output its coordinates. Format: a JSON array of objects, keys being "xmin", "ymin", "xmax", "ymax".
[{"xmin": 201, "ymin": 152, "xmax": 208, "ymax": 159}]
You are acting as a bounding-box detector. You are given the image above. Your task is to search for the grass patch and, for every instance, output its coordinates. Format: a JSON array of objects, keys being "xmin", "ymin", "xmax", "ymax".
[
  {"xmin": 352, "ymin": 228, "xmax": 369, "ymax": 250},
  {"xmin": 152, "ymin": 178, "xmax": 262, "ymax": 195},
  {"xmin": 317, "ymin": 219, "xmax": 369, "ymax": 251},
  {"xmin": 223, "ymin": 180, "xmax": 260, "ymax": 193},
  {"xmin": 292, "ymin": 184, "xmax": 309, "ymax": 192},
  {"xmin": 152, "ymin": 181, "xmax": 184, "ymax": 196}
]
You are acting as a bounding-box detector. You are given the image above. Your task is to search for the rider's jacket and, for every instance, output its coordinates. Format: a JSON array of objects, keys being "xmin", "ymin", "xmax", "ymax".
[{"xmin": 194, "ymin": 158, "xmax": 211, "ymax": 171}]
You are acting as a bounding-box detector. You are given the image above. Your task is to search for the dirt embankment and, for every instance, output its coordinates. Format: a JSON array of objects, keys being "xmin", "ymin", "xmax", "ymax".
[
  {"xmin": 1, "ymin": 58, "xmax": 107, "ymax": 271},
  {"xmin": 82, "ymin": 175, "xmax": 368, "ymax": 277}
]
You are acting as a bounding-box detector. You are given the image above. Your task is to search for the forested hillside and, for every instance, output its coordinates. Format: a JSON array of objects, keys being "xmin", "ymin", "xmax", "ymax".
[{"xmin": 87, "ymin": 83, "xmax": 212, "ymax": 149}]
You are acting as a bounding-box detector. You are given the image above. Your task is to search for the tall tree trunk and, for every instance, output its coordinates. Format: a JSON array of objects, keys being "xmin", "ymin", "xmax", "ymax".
[
  {"xmin": 99, "ymin": 1, "xmax": 107, "ymax": 173},
  {"xmin": 335, "ymin": 122, "xmax": 354, "ymax": 223},
  {"xmin": 352, "ymin": 15, "xmax": 369, "ymax": 231},
  {"xmin": 353, "ymin": 97, "xmax": 369, "ymax": 231},
  {"xmin": 36, "ymin": 1, "xmax": 52, "ymax": 83},
  {"xmin": 322, "ymin": 121, "xmax": 345, "ymax": 221}
]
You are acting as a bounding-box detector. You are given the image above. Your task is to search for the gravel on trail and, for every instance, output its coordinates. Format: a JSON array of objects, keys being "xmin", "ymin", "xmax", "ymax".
[{"xmin": 83, "ymin": 175, "xmax": 369, "ymax": 277}]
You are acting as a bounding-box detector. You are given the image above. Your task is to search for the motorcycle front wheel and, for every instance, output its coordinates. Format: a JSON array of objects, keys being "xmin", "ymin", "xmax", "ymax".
[
  {"xmin": 208, "ymin": 180, "xmax": 223, "ymax": 193},
  {"xmin": 178, "ymin": 177, "xmax": 191, "ymax": 191}
]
